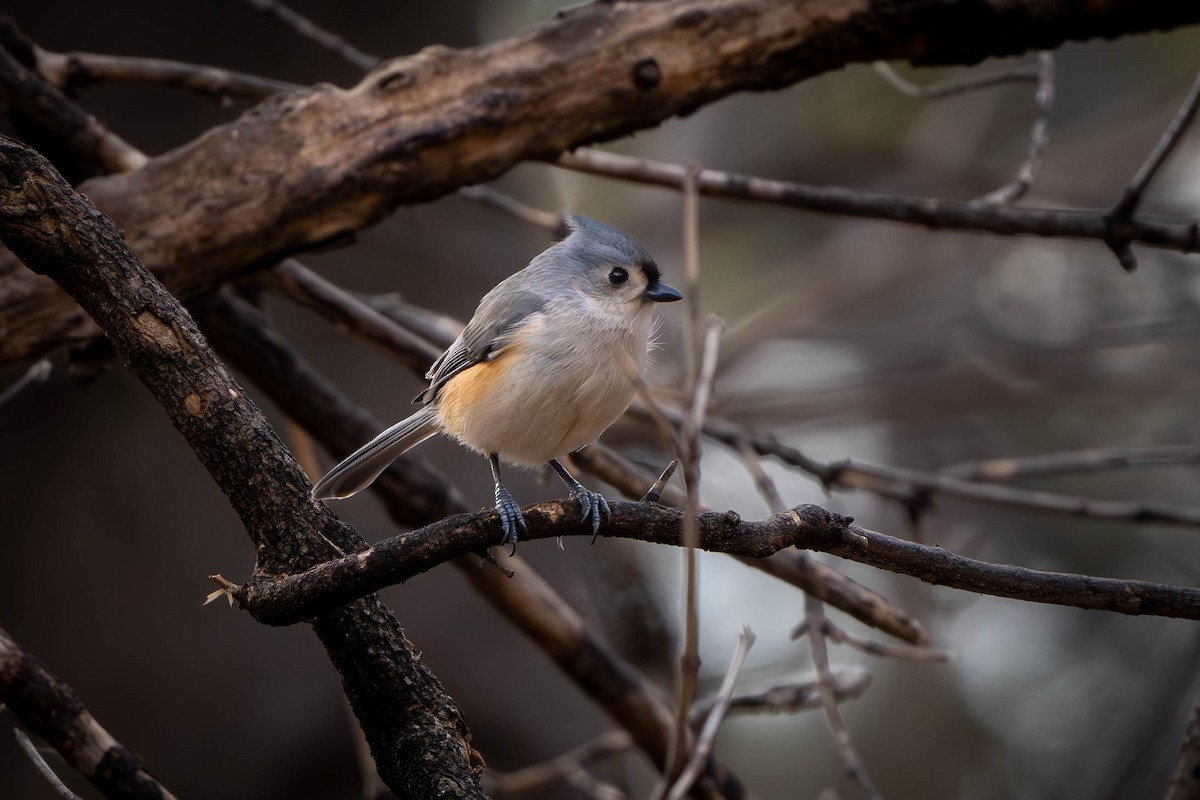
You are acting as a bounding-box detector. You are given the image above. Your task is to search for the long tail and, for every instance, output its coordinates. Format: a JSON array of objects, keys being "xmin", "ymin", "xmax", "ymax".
[{"xmin": 311, "ymin": 407, "xmax": 439, "ymax": 500}]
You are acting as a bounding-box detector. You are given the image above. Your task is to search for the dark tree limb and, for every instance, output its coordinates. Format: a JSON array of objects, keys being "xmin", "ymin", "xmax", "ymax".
[
  {"xmin": 223, "ymin": 500, "xmax": 1200, "ymax": 628},
  {"xmin": 2, "ymin": 0, "xmax": 1200, "ymax": 365},
  {"xmin": 0, "ymin": 624, "xmax": 177, "ymax": 800},
  {"xmin": 0, "ymin": 138, "xmax": 483, "ymax": 799},
  {"xmin": 193, "ymin": 291, "xmax": 743, "ymax": 800}
]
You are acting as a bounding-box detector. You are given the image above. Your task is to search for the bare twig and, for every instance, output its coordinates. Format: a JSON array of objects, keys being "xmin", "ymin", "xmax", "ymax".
[
  {"xmin": 1166, "ymin": 690, "xmax": 1200, "ymax": 800},
  {"xmin": 943, "ymin": 442, "xmax": 1200, "ymax": 482},
  {"xmin": 872, "ymin": 61, "xmax": 1040, "ymax": 99},
  {"xmin": 1108, "ymin": 68, "xmax": 1200, "ymax": 269},
  {"xmin": 34, "ymin": 49, "xmax": 297, "ymax": 102},
  {"xmin": 14, "ymin": 730, "xmax": 83, "ymax": 800},
  {"xmin": 679, "ymin": 412, "xmax": 1200, "ymax": 530},
  {"xmin": 486, "ymin": 731, "xmax": 632, "ymax": 799},
  {"xmin": 795, "ymin": 618, "xmax": 950, "ymax": 664},
  {"xmin": 690, "ymin": 667, "xmax": 872, "ymax": 724},
  {"xmin": 668, "ymin": 627, "xmax": 756, "ymax": 800},
  {"xmin": 0, "ymin": 358, "xmax": 50, "ymax": 408},
  {"xmin": 458, "ymin": 186, "xmax": 561, "ymax": 230},
  {"xmin": 802, "ymin": 596, "xmax": 884, "ymax": 800},
  {"xmin": 663, "ymin": 169, "xmax": 721, "ymax": 794},
  {"xmin": 1112, "ymin": 69, "xmax": 1200, "ymax": 222},
  {"xmin": 973, "ymin": 52, "xmax": 1055, "ymax": 205},
  {"xmin": 555, "ymin": 148, "xmax": 1200, "ymax": 260},
  {"xmin": 0, "ymin": 37, "xmax": 145, "ymax": 173},
  {"xmin": 573, "ymin": 444, "xmax": 931, "ymax": 645},
  {"xmin": 271, "ymin": 259, "xmax": 443, "ymax": 370},
  {"xmin": 241, "ymin": 0, "xmax": 380, "ymax": 71}
]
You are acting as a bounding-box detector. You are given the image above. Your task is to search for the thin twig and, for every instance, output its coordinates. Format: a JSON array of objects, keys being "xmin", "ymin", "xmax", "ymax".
[
  {"xmin": 973, "ymin": 52, "xmax": 1055, "ymax": 206},
  {"xmin": 555, "ymin": 148, "xmax": 1200, "ymax": 260},
  {"xmin": 1112, "ymin": 68, "xmax": 1200, "ymax": 221},
  {"xmin": 942, "ymin": 442, "xmax": 1200, "ymax": 482},
  {"xmin": 574, "ymin": 443, "xmax": 931, "ymax": 645},
  {"xmin": 14, "ymin": 730, "xmax": 82, "ymax": 800},
  {"xmin": 804, "ymin": 596, "xmax": 884, "ymax": 800},
  {"xmin": 241, "ymin": 0, "xmax": 380, "ymax": 71},
  {"xmin": 667, "ymin": 627, "xmax": 756, "ymax": 800},
  {"xmin": 486, "ymin": 731, "xmax": 633, "ymax": 799},
  {"xmin": 797, "ymin": 617, "xmax": 951, "ymax": 664},
  {"xmin": 34, "ymin": 49, "xmax": 298, "ymax": 102},
  {"xmin": 1108, "ymin": 68, "xmax": 1200, "ymax": 270},
  {"xmin": 0, "ymin": 358, "xmax": 50, "ymax": 408},
  {"xmin": 457, "ymin": 186, "xmax": 561, "ymax": 230},
  {"xmin": 663, "ymin": 166, "xmax": 709, "ymax": 795},
  {"xmin": 690, "ymin": 667, "xmax": 872, "ymax": 724},
  {"xmin": 872, "ymin": 61, "xmax": 1040, "ymax": 99},
  {"xmin": 672, "ymin": 410, "xmax": 1200, "ymax": 530},
  {"xmin": 1166, "ymin": 690, "xmax": 1200, "ymax": 800},
  {"xmin": 271, "ymin": 259, "xmax": 443, "ymax": 370}
]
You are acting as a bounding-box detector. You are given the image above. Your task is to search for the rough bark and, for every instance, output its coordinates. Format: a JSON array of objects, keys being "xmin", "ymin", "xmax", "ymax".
[
  {"xmin": 0, "ymin": 137, "xmax": 484, "ymax": 800},
  {"xmin": 2, "ymin": 0, "xmax": 1199, "ymax": 365}
]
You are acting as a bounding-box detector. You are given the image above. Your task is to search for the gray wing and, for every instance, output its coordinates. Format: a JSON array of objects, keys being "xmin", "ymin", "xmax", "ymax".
[{"xmin": 415, "ymin": 289, "xmax": 546, "ymax": 405}]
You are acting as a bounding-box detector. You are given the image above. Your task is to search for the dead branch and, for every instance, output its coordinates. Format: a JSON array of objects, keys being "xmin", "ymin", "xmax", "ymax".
[
  {"xmin": 0, "ymin": 137, "xmax": 483, "ymax": 799},
  {"xmin": 2, "ymin": 0, "xmax": 1199, "ymax": 366},
  {"xmin": 0, "ymin": 625, "xmax": 176, "ymax": 799},
  {"xmin": 556, "ymin": 147, "xmax": 1200, "ymax": 260},
  {"xmin": 216, "ymin": 498, "xmax": 1200, "ymax": 627},
  {"xmin": 1166, "ymin": 691, "xmax": 1200, "ymax": 800}
]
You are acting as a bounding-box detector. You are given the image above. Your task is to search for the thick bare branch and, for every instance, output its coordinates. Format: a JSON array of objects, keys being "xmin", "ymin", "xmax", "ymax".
[
  {"xmin": 3, "ymin": 0, "xmax": 1200, "ymax": 365},
  {"xmin": 0, "ymin": 137, "xmax": 483, "ymax": 799}
]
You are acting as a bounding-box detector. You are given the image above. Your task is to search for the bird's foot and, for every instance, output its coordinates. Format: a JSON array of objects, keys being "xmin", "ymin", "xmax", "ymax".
[
  {"xmin": 494, "ymin": 487, "xmax": 527, "ymax": 555},
  {"xmin": 569, "ymin": 487, "xmax": 611, "ymax": 544}
]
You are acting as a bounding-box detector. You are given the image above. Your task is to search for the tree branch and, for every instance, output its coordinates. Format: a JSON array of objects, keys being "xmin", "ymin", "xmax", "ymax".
[
  {"xmin": 0, "ymin": 137, "xmax": 483, "ymax": 799},
  {"xmin": 0, "ymin": 625, "xmax": 177, "ymax": 800},
  {"xmin": 2, "ymin": 0, "xmax": 1199, "ymax": 365},
  {"xmin": 223, "ymin": 500, "xmax": 1200, "ymax": 627}
]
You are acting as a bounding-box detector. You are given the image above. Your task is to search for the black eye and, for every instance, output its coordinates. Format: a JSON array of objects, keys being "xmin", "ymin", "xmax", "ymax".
[{"xmin": 609, "ymin": 267, "xmax": 629, "ymax": 286}]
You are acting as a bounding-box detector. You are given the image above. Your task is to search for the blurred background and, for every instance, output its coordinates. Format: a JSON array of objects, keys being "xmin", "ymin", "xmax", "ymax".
[{"xmin": 2, "ymin": 2, "xmax": 1200, "ymax": 798}]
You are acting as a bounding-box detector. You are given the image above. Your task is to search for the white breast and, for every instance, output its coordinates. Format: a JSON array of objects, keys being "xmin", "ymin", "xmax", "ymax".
[{"xmin": 438, "ymin": 307, "xmax": 653, "ymax": 466}]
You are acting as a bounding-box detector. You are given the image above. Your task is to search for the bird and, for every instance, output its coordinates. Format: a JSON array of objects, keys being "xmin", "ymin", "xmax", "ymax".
[{"xmin": 311, "ymin": 214, "xmax": 682, "ymax": 550}]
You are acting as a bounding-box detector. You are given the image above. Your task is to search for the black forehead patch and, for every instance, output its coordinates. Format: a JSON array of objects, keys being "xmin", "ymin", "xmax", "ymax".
[{"xmin": 640, "ymin": 259, "xmax": 661, "ymax": 285}]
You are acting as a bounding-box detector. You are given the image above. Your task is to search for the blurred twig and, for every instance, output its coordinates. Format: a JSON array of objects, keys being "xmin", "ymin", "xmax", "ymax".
[
  {"xmin": 1166, "ymin": 690, "xmax": 1200, "ymax": 800},
  {"xmin": 669, "ymin": 411, "xmax": 1200, "ymax": 530},
  {"xmin": 573, "ymin": 444, "xmax": 931, "ymax": 644},
  {"xmin": 14, "ymin": 730, "xmax": 82, "ymax": 800},
  {"xmin": 486, "ymin": 731, "xmax": 632, "ymax": 800},
  {"xmin": 34, "ymin": 48, "xmax": 298, "ymax": 101},
  {"xmin": 240, "ymin": 0, "xmax": 380, "ymax": 70},
  {"xmin": 1107, "ymin": 68, "xmax": 1200, "ymax": 270},
  {"xmin": 800, "ymin": 596, "xmax": 883, "ymax": 800},
  {"xmin": 667, "ymin": 627, "xmax": 756, "ymax": 800},
  {"xmin": 689, "ymin": 667, "xmax": 872, "ymax": 724},
  {"xmin": 943, "ymin": 443, "xmax": 1200, "ymax": 482},
  {"xmin": 872, "ymin": 60, "xmax": 1040, "ymax": 99},
  {"xmin": 973, "ymin": 52, "xmax": 1054, "ymax": 206},
  {"xmin": 0, "ymin": 358, "xmax": 50, "ymax": 408},
  {"xmin": 555, "ymin": 148, "xmax": 1200, "ymax": 259}
]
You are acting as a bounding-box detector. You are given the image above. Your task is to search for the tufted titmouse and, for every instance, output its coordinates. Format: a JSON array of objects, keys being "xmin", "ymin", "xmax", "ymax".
[{"xmin": 311, "ymin": 214, "xmax": 682, "ymax": 547}]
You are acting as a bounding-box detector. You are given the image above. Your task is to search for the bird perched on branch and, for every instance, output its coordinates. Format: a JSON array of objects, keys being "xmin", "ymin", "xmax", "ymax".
[{"xmin": 312, "ymin": 214, "xmax": 682, "ymax": 549}]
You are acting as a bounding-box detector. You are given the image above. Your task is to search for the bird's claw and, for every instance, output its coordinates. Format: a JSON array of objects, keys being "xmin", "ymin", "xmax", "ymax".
[
  {"xmin": 494, "ymin": 487, "xmax": 527, "ymax": 555},
  {"xmin": 570, "ymin": 488, "xmax": 610, "ymax": 544}
]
